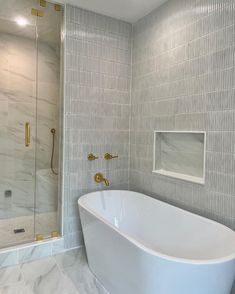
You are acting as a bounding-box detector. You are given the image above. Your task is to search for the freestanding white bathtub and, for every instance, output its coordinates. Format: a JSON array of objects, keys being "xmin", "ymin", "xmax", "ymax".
[{"xmin": 78, "ymin": 190, "xmax": 235, "ymax": 294}]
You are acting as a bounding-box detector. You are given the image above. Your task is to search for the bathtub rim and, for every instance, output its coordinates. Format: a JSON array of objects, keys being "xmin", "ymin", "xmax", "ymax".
[{"xmin": 78, "ymin": 189, "xmax": 235, "ymax": 265}]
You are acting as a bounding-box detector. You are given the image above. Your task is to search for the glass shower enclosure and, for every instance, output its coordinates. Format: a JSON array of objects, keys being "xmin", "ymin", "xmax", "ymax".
[{"xmin": 0, "ymin": 0, "xmax": 62, "ymax": 249}]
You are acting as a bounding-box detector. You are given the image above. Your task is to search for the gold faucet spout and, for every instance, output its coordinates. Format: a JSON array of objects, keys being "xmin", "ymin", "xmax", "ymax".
[{"xmin": 94, "ymin": 173, "xmax": 110, "ymax": 187}]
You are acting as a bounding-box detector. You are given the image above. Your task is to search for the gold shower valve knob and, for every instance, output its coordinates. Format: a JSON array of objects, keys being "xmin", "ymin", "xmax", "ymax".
[
  {"xmin": 87, "ymin": 153, "xmax": 98, "ymax": 161},
  {"xmin": 104, "ymin": 153, "xmax": 118, "ymax": 160}
]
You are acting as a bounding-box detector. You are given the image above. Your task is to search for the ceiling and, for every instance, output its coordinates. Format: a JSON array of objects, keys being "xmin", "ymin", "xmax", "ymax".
[{"xmin": 56, "ymin": 0, "xmax": 168, "ymax": 23}]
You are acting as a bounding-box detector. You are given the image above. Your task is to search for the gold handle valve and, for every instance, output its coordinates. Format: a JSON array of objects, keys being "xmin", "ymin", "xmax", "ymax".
[
  {"xmin": 104, "ymin": 153, "xmax": 118, "ymax": 160},
  {"xmin": 88, "ymin": 153, "xmax": 99, "ymax": 161}
]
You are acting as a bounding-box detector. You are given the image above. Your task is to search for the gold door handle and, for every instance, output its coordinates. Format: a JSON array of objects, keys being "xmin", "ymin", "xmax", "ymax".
[
  {"xmin": 25, "ymin": 122, "xmax": 30, "ymax": 147},
  {"xmin": 104, "ymin": 153, "xmax": 118, "ymax": 160}
]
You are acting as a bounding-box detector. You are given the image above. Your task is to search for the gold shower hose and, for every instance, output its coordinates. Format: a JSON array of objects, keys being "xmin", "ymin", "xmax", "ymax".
[{"xmin": 51, "ymin": 128, "xmax": 58, "ymax": 175}]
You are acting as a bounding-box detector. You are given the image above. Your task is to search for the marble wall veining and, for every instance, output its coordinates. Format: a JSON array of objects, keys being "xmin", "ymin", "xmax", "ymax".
[
  {"xmin": 130, "ymin": 0, "xmax": 235, "ymax": 230},
  {"xmin": 0, "ymin": 32, "xmax": 59, "ymax": 218},
  {"xmin": 0, "ymin": 247, "xmax": 109, "ymax": 294},
  {"xmin": 63, "ymin": 6, "xmax": 132, "ymax": 248},
  {"xmin": 0, "ymin": 32, "xmax": 37, "ymax": 221}
]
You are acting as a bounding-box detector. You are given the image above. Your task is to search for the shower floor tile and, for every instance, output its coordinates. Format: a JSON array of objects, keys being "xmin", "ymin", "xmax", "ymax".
[
  {"xmin": 0, "ymin": 247, "xmax": 109, "ymax": 294},
  {"xmin": 0, "ymin": 211, "xmax": 58, "ymax": 249}
]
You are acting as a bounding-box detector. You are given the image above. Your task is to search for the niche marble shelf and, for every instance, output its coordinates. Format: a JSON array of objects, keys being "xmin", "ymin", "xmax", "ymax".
[{"xmin": 153, "ymin": 131, "xmax": 206, "ymax": 184}]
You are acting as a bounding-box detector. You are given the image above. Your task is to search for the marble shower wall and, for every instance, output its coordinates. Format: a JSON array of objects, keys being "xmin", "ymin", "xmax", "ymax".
[
  {"xmin": 36, "ymin": 34, "xmax": 61, "ymax": 217},
  {"xmin": 130, "ymin": 0, "xmax": 235, "ymax": 229},
  {"xmin": 0, "ymin": 31, "xmax": 59, "ymax": 220},
  {"xmin": 63, "ymin": 6, "xmax": 132, "ymax": 248},
  {"xmin": 0, "ymin": 32, "xmax": 37, "ymax": 220}
]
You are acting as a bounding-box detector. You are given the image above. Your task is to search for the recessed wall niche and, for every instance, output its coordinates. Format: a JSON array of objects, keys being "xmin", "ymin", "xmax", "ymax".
[{"xmin": 153, "ymin": 131, "xmax": 206, "ymax": 184}]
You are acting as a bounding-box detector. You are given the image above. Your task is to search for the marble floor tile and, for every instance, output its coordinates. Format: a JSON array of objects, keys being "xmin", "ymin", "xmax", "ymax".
[
  {"xmin": 0, "ymin": 281, "xmax": 33, "ymax": 294},
  {"xmin": 54, "ymin": 247, "xmax": 85, "ymax": 269},
  {"xmin": 21, "ymin": 257, "xmax": 78, "ymax": 294},
  {"xmin": 0, "ymin": 247, "xmax": 109, "ymax": 294},
  {"xmin": 0, "ymin": 265, "xmax": 22, "ymax": 287},
  {"xmin": 55, "ymin": 248, "xmax": 109, "ymax": 294}
]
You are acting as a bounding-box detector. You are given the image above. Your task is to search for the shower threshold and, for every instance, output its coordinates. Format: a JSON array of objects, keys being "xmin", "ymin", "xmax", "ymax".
[{"xmin": 0, "ymin": 211, "xmax": 58, "ymax": 250}]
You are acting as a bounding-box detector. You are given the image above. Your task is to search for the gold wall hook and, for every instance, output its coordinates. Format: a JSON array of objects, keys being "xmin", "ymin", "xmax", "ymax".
[
  {"xmin": 104, "ymin": 153, "xmax": 118, "ymax": 160},
  {"xmin": 94, "ymin": 173, "xmax": 110, "ymax": 186},
  {"xmin": 88, "ymin": 153, "xmax": 98, "ymax": 161}
]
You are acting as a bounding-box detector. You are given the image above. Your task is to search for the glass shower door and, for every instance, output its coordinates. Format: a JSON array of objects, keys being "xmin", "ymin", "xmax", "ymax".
[
  {"xmin": 0, "ymin": 1, "xmax": 37, "ymax": 248},
  {"xmin": 34, "ymin": 1, "xmax": 62, "ymax": 240},
  {"xmin": 0, "ymin": 0, "xmax": 62, "ymax": 249}
]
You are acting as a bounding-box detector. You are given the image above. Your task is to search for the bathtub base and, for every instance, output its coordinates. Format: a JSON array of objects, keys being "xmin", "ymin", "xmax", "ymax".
[
  {"xmin": 80, "ymin": 207, "xmax": 234, "ymax": 294},
  {"xmin": 78, "ymin": 190, "xmax": 235, "ymax": 294}
]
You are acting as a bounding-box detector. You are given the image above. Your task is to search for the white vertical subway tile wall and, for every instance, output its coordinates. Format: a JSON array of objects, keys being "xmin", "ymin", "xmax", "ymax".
[
  {"xmin": 63, "ymin": 5, "xmax": 132, "ymax": 248},
  {"xmin": 130, "ymin": 0, "xmax": 235, "ymax": 230},
  {"xmin": 64, "ymin": 0, "xmax": 235, "ymax": 250}
]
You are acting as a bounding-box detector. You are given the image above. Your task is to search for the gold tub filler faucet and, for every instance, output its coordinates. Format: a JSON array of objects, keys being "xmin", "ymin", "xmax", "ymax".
[{"xmin": 94, "ymin": 173, "xmax": 110, "ymax": 187}]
